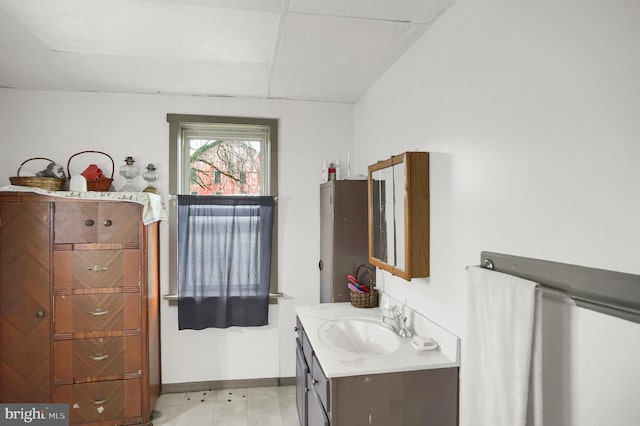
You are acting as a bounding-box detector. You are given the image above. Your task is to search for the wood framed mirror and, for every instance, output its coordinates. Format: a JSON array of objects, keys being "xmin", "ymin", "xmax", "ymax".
[{"xmin": 368, "ymin": 151, "xmax": 429, "ymax": 280}]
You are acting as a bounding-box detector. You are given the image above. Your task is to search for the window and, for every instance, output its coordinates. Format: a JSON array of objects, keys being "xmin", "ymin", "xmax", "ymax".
[
  {"xmin": 167, "ymin": 115, "xmax": 278, "ymax": 304},
  {"xmin": 181, "ymin": 123, "xmax": 269, "ymax": 196}
]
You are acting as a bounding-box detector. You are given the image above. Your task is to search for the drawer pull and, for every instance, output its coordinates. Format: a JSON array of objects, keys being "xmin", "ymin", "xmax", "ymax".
[
  {"xmin": 312, "ymin": 378, "xmax": 318, "ymax": 386},
  {"xmin": 102, "ymin": 219, "xmax": 113, "ymax": 227},
  {"xmin": 88, "ymin": 308, "xmax": 109, "ymax": 316},
  {"xmin": 91, "ymin": 398, "xmax": 107, "ymax": 405},
  {"xmin": 294, "ymin": 326, "xmax": 299, "ymax": 332},
  {"xmin": 89, "ymin": 265, "xmax": 108, "ymax": 273},
  {"xmin": 36, "ymin": 310, "xmax": 46, "ymax": 318},
  {"xmin": 84, "ymin": 219, "xmax": 95, "ymax": 227},
  {"xmin": 89, "ymin": 353, "xmax": 109, "ymax": 362}
]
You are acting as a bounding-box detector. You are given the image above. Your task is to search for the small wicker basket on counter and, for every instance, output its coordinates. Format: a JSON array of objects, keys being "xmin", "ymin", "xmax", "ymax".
[
  {"xmin": 67, "ymin": 150, "xmax": 114, "ymax": 192},
  {"xmin": 9, "ymin": 157, "xmax": 66, "ymax": 191},
  {"xmin": 349, "ymin": 264, "xmax": 379, "ymax": 309}
]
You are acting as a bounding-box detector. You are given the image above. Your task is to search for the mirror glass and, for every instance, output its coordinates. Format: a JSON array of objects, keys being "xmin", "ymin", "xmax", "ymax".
[
  {"xmin": 369, "ymin": 157, "xmax": 406, "ymax": 270},
  {"xmin": 393, "ymin": 161, "xmax": 405, "ymax": 269},
  {"xmin": 371, "ymin": 166, "xmax": 394, "ymax": 264}
]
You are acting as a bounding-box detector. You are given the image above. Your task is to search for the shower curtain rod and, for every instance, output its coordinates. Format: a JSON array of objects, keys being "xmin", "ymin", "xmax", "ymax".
[{"xmin": 469, "ymin": 251, "xmax": 640, "ymax": 325}]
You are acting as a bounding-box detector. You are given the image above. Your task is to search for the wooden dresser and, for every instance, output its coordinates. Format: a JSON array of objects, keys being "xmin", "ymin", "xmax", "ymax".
[{"xmin": 0, "ymin": 192, "xmax": 160, "ymax": 425}]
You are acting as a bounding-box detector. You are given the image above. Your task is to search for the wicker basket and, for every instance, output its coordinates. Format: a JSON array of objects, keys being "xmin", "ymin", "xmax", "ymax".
[
  {"xmin": 349, "ymin": 264, "xmax": 379, "ymax": 309},
  {"xmin": 9, "ymin": 157, "xmax": 66, "ymax": 191},
  {"xmin": 67, "ymin": 150, "xmax": 114, "ymax": 192}
]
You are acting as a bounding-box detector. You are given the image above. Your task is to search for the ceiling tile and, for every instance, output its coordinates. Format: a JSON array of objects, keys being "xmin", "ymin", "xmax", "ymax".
[
  {"xmin": 0, "ymin": 48, "xmax": 271, "ymax": 97},
  {"xmin": 0, "ymin": 0, "xmax": 456, "ymax": 102},
  {"xmin": 270, "ymin": 64, "xmax": 380, "ymax": 103},
  {"xmin": 277, "ymin": 13, "xmax": 427, "ymax": 70},
  {"xmin": 288, "ymin": 0, "xmax": 427, "ymax": 22},
  {"xmin": 57, "ymin": 53, "xmax": 271, "ymax": 97},
  {"xmin": 133, "ymin": 0, "xmax": 284, "ymax": 13},
  {"xmin": 0, "ymin": 7, "xmax": 50, "ymax": 51},
  {"xmin": 0, "ymin": 49, "xmax": 81, "ymax": 90},
  {"xmin": 0, "ymin": 0, "xmax": 281, "ymax": 62}
]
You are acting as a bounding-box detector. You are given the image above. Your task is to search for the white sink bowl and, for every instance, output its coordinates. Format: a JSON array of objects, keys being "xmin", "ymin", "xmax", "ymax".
[{"xmin": 317, "ymin": 317, "xmax": 402, "ymax": 356}]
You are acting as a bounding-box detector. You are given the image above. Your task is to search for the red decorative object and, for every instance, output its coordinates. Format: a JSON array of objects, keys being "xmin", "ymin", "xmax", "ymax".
[{"xmin": 81, "ymin": 164, "xmax": 104, "ymax": 181}]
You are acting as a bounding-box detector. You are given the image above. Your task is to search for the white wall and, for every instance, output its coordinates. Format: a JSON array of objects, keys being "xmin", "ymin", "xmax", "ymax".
[
  {"xmin": 0, "ymin": 88, "xmax": 352, "ymax": 383},
  {"xmin": 353, "ymin": 0, "xmax": 640, "ymax": 425}
]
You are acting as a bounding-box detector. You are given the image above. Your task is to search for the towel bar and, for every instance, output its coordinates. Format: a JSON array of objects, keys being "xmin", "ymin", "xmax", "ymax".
[
  {"xmin": 466, "ymin": 259, "xmax": 494, "ymax": 270},
  {"xmin": 469, "ymin": 251, "xmax": 640, "ymax": 325}
]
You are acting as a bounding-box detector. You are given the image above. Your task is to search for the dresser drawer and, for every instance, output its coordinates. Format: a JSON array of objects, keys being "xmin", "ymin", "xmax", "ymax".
[
  {"xmin": 54, "ymin": 336, "xmax": 142, "ymax": 382},
  {"xmin": 54, "ymin": 249, "xmax": 141, "ymax": 290},
  {"xmin": 54, "ymin": 293, "xmax": 141, "ymax": 334},
  {"xmin": 54, "ymin": 380, "xmax": 142, "ymax": 424},
  {"xmin": 54, "ymin": 202, "xmax": 140, "ymax": 244}
]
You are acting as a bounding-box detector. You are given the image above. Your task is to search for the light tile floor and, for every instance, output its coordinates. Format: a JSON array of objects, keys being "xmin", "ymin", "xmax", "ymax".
[{"xmin": 152, "ymin": 386, "xmax": 299, "ymax": 426}]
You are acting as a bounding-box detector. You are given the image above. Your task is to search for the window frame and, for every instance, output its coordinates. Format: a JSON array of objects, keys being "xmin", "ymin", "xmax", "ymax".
[{"xmin": 167, "ymin": 114, "xmax": 279, "ymax": 301}]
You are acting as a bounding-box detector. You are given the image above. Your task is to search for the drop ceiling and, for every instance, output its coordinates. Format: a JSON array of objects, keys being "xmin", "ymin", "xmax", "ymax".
[{"xmin": 0, "ymin": 0, "xmax": 454, "ymax": 103}]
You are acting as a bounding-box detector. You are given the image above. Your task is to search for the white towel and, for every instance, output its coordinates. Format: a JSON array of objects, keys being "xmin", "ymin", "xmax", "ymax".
[{"xmin": 460, "ymin": 266, "xmax": 542, "ymax": 426}]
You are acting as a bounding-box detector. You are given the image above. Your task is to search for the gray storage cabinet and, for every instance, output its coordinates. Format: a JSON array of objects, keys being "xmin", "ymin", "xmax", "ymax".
[{"xmin": 319, "ymin": 180, "xmax": 371, "ymax": 303}]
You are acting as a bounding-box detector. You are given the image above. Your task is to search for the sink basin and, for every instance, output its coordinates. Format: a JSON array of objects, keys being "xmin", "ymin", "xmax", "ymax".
[{"xmin": 317, "ymin": 317, "xmax": 402, "ymax": 356}]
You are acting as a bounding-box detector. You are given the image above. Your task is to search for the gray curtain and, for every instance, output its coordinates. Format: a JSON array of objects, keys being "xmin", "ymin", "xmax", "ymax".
[{"xmin": 177, "ymin": 195, "xmax": 275, "ymax": 330}]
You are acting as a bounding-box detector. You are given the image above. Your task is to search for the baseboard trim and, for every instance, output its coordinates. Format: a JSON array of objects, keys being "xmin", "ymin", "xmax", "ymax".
[{"xmin": 162, "ymin": 377, "xmax": 296, "ymax": 394}]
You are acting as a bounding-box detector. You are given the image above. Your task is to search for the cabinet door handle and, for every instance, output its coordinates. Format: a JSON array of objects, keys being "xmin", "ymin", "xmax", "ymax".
[
  {"xmin": 312, "ymin": 378, "xmax": 318, "ymax": 386},
  {"xmin": 89, "ymin": 265, "xmax": 108, "ymax": 273},
  {"xmin": 84, "ymin": 219, "xmax": 95, "ymax": 227},
  {"xmin": 88, "ymin": 308, "xmax": 108, "ymax": 316},
  {"xmin": 102, "ymin": 219, "xmax": 113, "ymax": 227},
  {"xmin": 91, "ymin": 398, "xmax": 108, "ymax": 405},
  {"xmin": 36, "ymin": 310, "xmax": 45, "ymax": 319},
  {"xmin": 89, "ymin": 353, "xmax": 109, "ymax": 362},
  {"xmin": 318, "ymin": 260, "xmax": 323, "ymax": 271},
  {"xmin": 294, "ymin": 326, "xmax": 299, "ymax": 332}
]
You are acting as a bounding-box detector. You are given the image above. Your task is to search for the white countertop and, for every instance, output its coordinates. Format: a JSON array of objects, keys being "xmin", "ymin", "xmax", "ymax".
[{"xmin": 296, "ymin": 302, "xmax": 460, "ymax": 378}]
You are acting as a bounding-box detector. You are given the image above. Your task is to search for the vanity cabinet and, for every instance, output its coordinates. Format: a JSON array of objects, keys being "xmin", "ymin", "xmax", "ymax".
[
  {"xmin": 368, "ymin": 152, "xmax": 429, "ymax": 280},
  {"xmin": 295, "ymin": 343, "xmax": 309, "ymax": 426},
  {"xmin": 307, "ymin": 380, "xmax": 330, "ymax": 426},
  {"xmin": 296, "ymin": 317, "xmax": 330, "ymax": 426},
  {"xmin": 295, "ymin": 315, "xmax": 458, "ymax": 426},
  {"xmin": 0, "ymin": 193, "xmax": 160, "ymax": 425},
  {"xmin": 320, "ymin": 180, "xmax": 372, "ymax": 303}
]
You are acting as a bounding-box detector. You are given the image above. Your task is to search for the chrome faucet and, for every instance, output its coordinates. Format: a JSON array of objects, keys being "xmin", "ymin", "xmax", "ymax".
[{"xmin": 381, "ymin": 305, "xmax": 413, "ymax": 338}]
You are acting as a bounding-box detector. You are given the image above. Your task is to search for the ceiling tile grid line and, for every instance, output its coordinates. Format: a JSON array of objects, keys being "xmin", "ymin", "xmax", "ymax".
[{"xmin": 267, "ymin": 0, "xmax": 291, "ymax": 98}]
